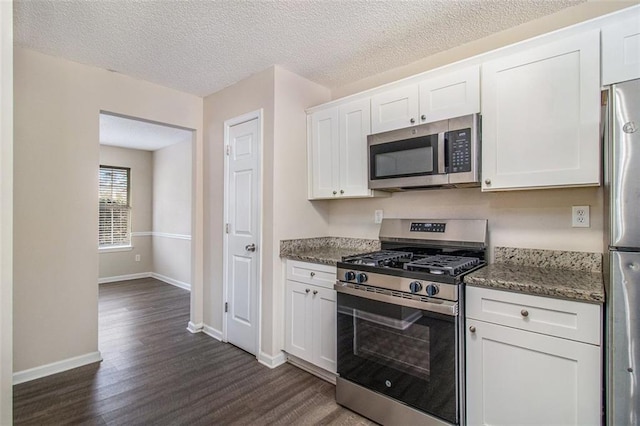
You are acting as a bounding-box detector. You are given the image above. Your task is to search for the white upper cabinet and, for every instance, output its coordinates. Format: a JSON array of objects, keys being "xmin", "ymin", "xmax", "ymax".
[
  {"xmin": 308, "ymin": 99, "xmax": 387, "ymax": 199},
  {"xmin": 339, "ymin": 99, "xmax": 373, "ymax": 197},
  {"xmin": 371, "ymin": 85, "xmax": 419, "ymax": 133},
  {"xmin": 419, "ymin": 65, "xmax": 480, "ymax": 123},
  {"xmin": 371, "ymin": 65, "xmax": 480, "ymax": 134},
  {"xmin": 602, "ymin": 14, "xmax": 640, "ymax": 85},
  {"xmin": 481, "ymin": 30, "xmax": 601, "ymax": 191},
  {"xmin": 308, "ymin": 107, "xmax": 339, "ymax": 199}
]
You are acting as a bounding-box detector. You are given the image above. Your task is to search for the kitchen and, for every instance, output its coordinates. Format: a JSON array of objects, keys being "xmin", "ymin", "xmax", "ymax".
[{"xmin": 3, "ymin": 1, "xmax": 640, "ymax": 425}]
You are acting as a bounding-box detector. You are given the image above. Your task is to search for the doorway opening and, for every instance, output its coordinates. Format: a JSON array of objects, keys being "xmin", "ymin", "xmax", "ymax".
[{"xmin": 98, "ymin": 111, "xmax": 196, "ymax": 338}]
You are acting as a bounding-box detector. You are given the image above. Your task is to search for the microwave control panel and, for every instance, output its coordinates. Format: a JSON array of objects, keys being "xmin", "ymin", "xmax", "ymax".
[{"xmin": 447, "ymin": 128, "xmax": 472, "ymax": 173}]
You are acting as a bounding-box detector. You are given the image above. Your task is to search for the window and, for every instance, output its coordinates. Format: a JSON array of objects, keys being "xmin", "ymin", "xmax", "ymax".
[{"xmin": 99, "ymin": 166, "xmax": 131, "ymax": 247}]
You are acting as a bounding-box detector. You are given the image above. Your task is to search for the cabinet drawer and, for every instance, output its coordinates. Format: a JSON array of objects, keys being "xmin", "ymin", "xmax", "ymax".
[
  {"xmin": 466, "ymin": 286, "xmax": 601, "ymax": 345},
  {"xmin": 286, "ymin": 260, "xmax": 336, "ymax": 289}
]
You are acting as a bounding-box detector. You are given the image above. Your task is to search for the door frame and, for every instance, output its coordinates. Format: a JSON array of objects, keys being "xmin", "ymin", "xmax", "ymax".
[{"xmin": 222, "ymin": 109, "xmax": 263, "ymax": 357}]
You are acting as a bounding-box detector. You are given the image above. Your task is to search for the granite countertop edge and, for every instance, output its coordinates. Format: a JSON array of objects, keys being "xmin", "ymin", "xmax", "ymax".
[
  {"xmin": 281, "ymin": 240, "xmax": 605, "ymax": 304},
  {"xmin": 279, "ymin": 237, "xmax": 380, "ymax": 266},
  {"xmin": 465, "ymin": 259, "xmax": 604, "ymax": 304}
]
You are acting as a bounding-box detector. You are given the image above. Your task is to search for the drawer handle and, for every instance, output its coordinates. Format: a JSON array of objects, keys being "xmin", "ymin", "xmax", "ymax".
[
  {"xmin": 305, "ymin": 288, "xmax": 310, "ymax": 294},
  {"xmin": 310, "ymin": 272, "xmax": 315, "ymax": 277},
  {"xmin": 313, "ymin": 290, "xmax": 318, "ymax": 295},
  {"xmin": 521, "ymin": 309, "xmax": 529, "ymax": 317},
  {"xmin": 469, "ymin": 326, "xmax": 476, "ymax": 333}
]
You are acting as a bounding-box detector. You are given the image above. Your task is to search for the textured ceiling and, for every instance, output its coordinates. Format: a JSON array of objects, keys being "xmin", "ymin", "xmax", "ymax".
[
  {"xmin": 100, "ymin": 113, "xmax": 193, "ymax": 151},
  {"xmin": 14, "ymin": 0, "xmax": 585, "ymax": 97}
]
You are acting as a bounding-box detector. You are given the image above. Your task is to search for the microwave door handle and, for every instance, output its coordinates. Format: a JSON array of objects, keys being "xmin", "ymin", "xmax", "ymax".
[{"xmin": 437, "ymin": 132, "xmax": 446, "ymax": 174}]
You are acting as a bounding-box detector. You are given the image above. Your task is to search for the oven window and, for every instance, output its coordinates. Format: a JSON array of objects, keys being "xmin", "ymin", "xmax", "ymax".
[
  {"xmin": 370, "ymin": 134, "xmax": 438, "ymax": 180},
  {"xmin": 353, "ymin": 308, "xmax": 430, "ymax": 381},
  {"xmin": 337, "ymin": 292, "xmax": 458, "ymax": 424}
]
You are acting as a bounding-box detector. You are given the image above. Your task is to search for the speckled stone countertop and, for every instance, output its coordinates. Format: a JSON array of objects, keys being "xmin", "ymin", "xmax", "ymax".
[
  {"xmin": 465, "ymin": 247, "xmax": 604, "ymax": 304},
  {"xmin": 280, "ymin": 237, "xmax": 380, "ymax": 266}
]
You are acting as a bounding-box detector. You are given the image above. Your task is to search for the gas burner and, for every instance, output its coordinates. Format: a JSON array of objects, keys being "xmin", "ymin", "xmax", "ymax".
[
  {"xmin": 405, "ymin": 255, "xmax": 480, "ymax": 276},
  {"xmin": 342, "ymin": 250, "xmax": 412, "ymax": 267}
]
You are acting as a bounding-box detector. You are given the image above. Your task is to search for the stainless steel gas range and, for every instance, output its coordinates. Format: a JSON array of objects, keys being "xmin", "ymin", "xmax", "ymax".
[{"xmin": 335, "ymin": 218, "xmax": 488, "ymax": 426}]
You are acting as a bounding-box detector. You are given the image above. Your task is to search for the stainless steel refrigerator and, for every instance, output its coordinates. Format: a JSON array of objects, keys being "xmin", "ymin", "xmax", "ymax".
[{"xmin": 605, "ymin": 78, "xmax": 640, "ymax": 425}]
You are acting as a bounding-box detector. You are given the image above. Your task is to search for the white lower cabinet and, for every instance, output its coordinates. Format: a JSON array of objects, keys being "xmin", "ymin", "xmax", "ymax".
[
  {"xmin": 284, "ymin": 260, "xmax": 336, "ymax": 373},
  {"xmin": 466, "ymin": 286, "xmax": 602, "ymax": 425}
]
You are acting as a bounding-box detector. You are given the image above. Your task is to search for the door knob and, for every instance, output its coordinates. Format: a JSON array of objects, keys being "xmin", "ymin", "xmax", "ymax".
[{"xmin": 245, "ymin": 243, "xmax": 256, "ymax": 252}]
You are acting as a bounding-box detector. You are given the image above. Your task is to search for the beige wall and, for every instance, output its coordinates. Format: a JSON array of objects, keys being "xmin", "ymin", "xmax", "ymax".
[
  {"xmin": 99, "ymin": 145, "xmax": 153, "ymax": 278},
  {"xmin": 203, "ymin": 66, "xmax": 275, "ymax": 337},
  {"xmin": 152, "ymin": 140, "xmax": 192, "ymax": 286},
  {"xmin": 333, "ymin": 1, "xmax": 637, "ymax": 99},
  {"xmin": 13, "ymin": 48, "xmax": 203, "ymax": 373},
  {"xmin": 0, "ymin": 0, "xmax": 12, "ymax": 421},
  {"xmin": 271, "ymin": 67, "xmax": 331, "ymax": 353},
  {"xmin": 328, "ymin": 187, "xmax": 603, "ymax": 258},
  {"xmin": 203, "ymin": 66, "xmax": 330, "ymax": 357}
]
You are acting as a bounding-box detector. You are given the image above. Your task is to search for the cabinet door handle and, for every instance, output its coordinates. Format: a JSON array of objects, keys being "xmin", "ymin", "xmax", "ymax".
[
  {"xmin": 521, "ymin": 309, "xmax": 529, "ymax": 317},
  {"xmin": 313, "ymin": 290, "xmax": 318, "ymax": 295},
  {"xmin": 310, "ymin": 272, "xmax": 315, "ymax": 277},
  {"xmin": 484, "ymin": 178, "xmax": 491, "ymax": 185},
  {"xmin": 332, "ymin": 190, "xmax": 337, "ymax": 195},
  {"xmin": 340, "ymin": 189, "xmax": 344, "ymax": 194},
  {"xmin": 421, "ymin": 114, "xmax": 426, "ymax": 121},
  {"xmin": 305, "ymin": 288, "xmax": 310, "ymax": 294},
  {"xmin": 410, "ymin": 117, "xmax": 416, "ymax": 124},
  {"xmin": 469, "ymin": 326, "xmax": 476, "ymax": 333}
]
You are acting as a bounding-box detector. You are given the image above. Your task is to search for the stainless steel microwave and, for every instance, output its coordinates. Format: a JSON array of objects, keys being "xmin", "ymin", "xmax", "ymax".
[{"xmin": 368, "ymin": 113, "xmax": 480, "ymax": 191}]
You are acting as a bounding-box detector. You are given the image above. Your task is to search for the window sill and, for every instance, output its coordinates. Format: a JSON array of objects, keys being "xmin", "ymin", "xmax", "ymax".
[{"xmin": 99, "ymin": 245, "xmax": 133, "ymax": 253}]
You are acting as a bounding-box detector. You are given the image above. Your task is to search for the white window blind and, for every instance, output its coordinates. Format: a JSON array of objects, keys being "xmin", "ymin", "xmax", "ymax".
[{"xmin": 99, "ymin": 166, "xmax": 131, "ymax": 247}]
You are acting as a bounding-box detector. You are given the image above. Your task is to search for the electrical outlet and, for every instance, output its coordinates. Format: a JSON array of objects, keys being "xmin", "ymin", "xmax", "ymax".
[
  {"xmin": 572, "ymin": 206, "xmax": 590, "ymax": 228},
  {"xmin": 374, "ymin": 210, "xmax": 384, "ymax": 224},
  {"xmin": 135, "ymin": 254, "xmax": 141, "ymax": 262}
]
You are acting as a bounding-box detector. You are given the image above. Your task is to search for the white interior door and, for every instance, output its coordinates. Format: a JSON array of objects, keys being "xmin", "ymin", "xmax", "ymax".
[{"xmin": 225, "ymin": 116, "xmax": 260, "ymax": 355}]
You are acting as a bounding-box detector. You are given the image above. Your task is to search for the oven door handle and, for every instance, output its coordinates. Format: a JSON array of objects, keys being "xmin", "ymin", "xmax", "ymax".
[{"xmin": 335, "ymin": 283, "xmax": 458, "ymax": 316}]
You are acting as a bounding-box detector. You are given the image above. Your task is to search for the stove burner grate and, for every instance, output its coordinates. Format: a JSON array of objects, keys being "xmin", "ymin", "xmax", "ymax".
[
  {"xmin": 342, "ymin": 250, "xmax": 412, "ymax": 267},
  {"xmin": 405, "ymin": 255, "xmax": 480, "ymax": 276}
]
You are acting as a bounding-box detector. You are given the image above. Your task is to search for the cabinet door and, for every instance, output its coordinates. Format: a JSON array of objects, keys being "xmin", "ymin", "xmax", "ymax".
[
  {"xmin": 481, "ymin": 30, "xmax": 600, "ymax": 191},
  {"xmin": 371, "ymin": 84, "xmax": 419, "ymax": 133},
  {"xmin": 308, "ymin": 107, "xmax": 339, "ymax": 199},
  {"xmin": 285, "ymin": 280, "xmax": 313, "ymax": 361},
  {"xmin": 466, "ymin": 319, "xmax": 601, "ymax": 426},
  {"xmin": 312, "ymin": 286, "xmax": 337, "ymax": 373},
  {"xmin": 338, "ymin": 98, "xmax": 372, "ymax": 198},
  {"xmin": 602, "ymin": 14, "xmax": 640, "ymax": 85},
  {"xmin": 419, "ymin": 65, "xmax": 480, "ymax": 123}
]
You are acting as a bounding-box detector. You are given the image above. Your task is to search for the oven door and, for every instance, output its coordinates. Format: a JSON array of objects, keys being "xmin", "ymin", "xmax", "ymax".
[{"xmin": 336, "ymin": 287, "xmax": 459, "ymax": 424}]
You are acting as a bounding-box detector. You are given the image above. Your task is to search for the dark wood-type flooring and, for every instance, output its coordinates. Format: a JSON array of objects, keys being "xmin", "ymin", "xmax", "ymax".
[{"xmin": 14, "ymin": 278, "xmax": 373, "ymax": 425}]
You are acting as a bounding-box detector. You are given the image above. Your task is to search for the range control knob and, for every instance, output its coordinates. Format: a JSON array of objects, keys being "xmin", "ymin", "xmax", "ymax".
[
  {"xmin": 425, "ymin": 284, "xmax": 439, "ymax": 297},
  {"xmin": 355, "ymin": 273, "xmax": 368, "ymax": 284},
  {"xmin": 409, "ymin": 281, "xmax": 423, "ymax": 293},
  {"xmin": 344, "ymin": 271, "xmax": 356, "ymax": 281}
]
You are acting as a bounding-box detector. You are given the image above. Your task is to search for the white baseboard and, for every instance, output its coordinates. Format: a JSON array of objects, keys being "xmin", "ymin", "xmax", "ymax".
[
  {"xmin": 13, "ymin": 351, "xmax": 102, "ymax": 385},
  {"xmin": 151, "ymin": 272, "xmax": 190, "ymax": 291},
  {"xmin": 187, "ymin": 321, "xmax": 203, "ymax": 333},
  {"xmin": 258, "ymin": 350, "xmax": 287, "ymax": 369},
  {"xmin": 98, "ymin": 272, "xmax": 151, "ymax": 284},
  {"xmin": 202, "ymin": 324, "xmax": 223, "ymax": 341},
  {"xmin": 285, "ymin": 354, "xmax": 337, "ymax": 384}
]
